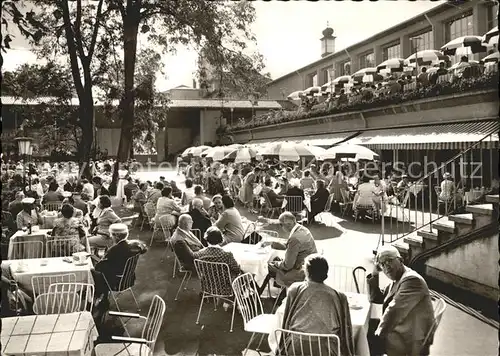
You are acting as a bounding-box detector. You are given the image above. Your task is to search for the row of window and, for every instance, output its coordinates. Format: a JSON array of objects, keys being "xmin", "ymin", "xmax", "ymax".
[{"xmin": 306, "ymin": 5, "xmax": 498, "ymax": 86}]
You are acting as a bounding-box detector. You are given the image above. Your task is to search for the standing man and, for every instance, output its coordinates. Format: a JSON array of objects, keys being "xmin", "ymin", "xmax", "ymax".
[{"xmin": 367, "ymin": 246, "xmax": 435, "ymax": 356}]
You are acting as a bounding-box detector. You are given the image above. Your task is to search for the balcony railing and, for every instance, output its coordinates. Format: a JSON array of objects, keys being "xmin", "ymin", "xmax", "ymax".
[
  {"xmin": 229, "ymin": 70, "xmax": 498, "ymax": 131},
  {"xmin": 381, "ymin": 131, "xmax": 498, "ymax": 244}
]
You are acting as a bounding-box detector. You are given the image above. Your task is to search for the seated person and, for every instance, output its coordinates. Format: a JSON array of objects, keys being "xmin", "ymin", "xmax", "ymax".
[
  {"xmin": 88, "ymin": 195, "xmax": 122, "ymax": 248},
  {"xmin": 207, "ymin": 194, "xmax": 224, "ymax": 221},
  {"xmin": 154, "ymin": 187, "xmax": 181, "ymax": 227},
  {"xmin": 8, "ymin": 191, "xmax": 25, "ymax": 219},
  {"xmin": 171, "ymin": 214, "xmax": 204, "ymax": 255},
  {"xmin": 72, "ymin": 187, "xmax": 89, "ymax": 215},
  {"xmin": 286, "ymin": 179, "xmax": 305, "ymax": 200},
  {"xmin": 58, "ymin": 196, "xmax": 84, "ymax": 222},
  {"xmin": 261, "ymin": 178, "xmax": 284, "ymax": 208},
  {"xmin": 367, "ymin": 246, "xmax": 434, "ymax": 356},
  {"xmin": 170, "ymin": 180, "xmax": 182, "ymax": 199},
  {"xmin": 91, "ymin": 224, "xmax": 147, "ymax": 318},
  {"xmin": 257, "ymin": 212, "xmax": 317, "ymax": 295},
  {"xmin": 193, "ymin": 226, "xmax": 242, "ymax": 278},
  {"xmin": 279, "ymin": 254, "xmax": 354, "ymax": 356},
  {"xmin": 190, "ymin": 198, "xmax": 212, "ymax": 240},
  {"xmin": 308, "ymin": 179, "xmax": 329, "ymax": 224},
  {"xmin": 214, "ymin": 195, "xmax": 244, "ymax": 245},
  {"xmin": 191, "ymin": 185, "xmax": 211, "ymax": 211},
  {"xmin": 51, "ymin": 204, "xmax": 86, "ymax": 255},
  {"xmin": 439, "ymin": 172, "xmax": 455, "ymax": 202},
  {"xmin": 132, "ymin": 183, "xmax": 148, "ymax": 215},
  {"xmin": 42, "ymin": 181, "xmax": 63, "ymax": 204},
  {"xmin": 353, "ymin": 175, "xmax": 377, "ymax": 210},
  {"xmin": 181, "ymin": 179, "xmax": 196, "ymax": 206},
  {"xmin": 123, "ymin": 177, "xmax": 139, "ymax": 201},
  {"xmin": 16, "ymin": 197, "xmax": 42, "ymax": 230}
]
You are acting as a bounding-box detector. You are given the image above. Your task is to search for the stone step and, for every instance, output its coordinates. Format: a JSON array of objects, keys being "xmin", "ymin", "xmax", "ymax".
[
  {"xmin": 417, "ymin": 229, "xmax": 439, "ymax": 240},
  {"xmin": 432, "ymin": 217, "xmax": 456, "ymax": 234},
  {"xmin": 404, "ymin": 233, "xmax": 423, "ymax": 247},
  {"xmin": 393, "ymin": 241, "xmax": 410, "ymax": 254},
  {"xmin": 485, "ymin": 195, "xmax": 499, "ymax": 204},
  {"xmin": 449, "ymin": 213, "xmax": 474, "ymax": 225},
  {"xmin": 466, "ymin": 204, "xmax": 494, "ymax": 216}
]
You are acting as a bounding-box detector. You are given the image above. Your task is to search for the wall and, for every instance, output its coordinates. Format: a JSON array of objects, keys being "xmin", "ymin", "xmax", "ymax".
[
  {"xmin": 95, "ymin": 128, "xmax": 121, "ymax": 155},
  {"xmin": 425, "ymin": 233, "xmax": 499, "ymax": 300},
  {"xmin": 155, "ymin": 128, "xmax": 192, "ymax": 160},
  {"xmin": 167, "ymin": 88, "xmax": 202, "ymax": 100},
  {"xmin": 267, "ymin": 0, "xmax": 489, "ymax": 99},
  {"xmin": 200, "ymin": 109, "xmax": 220, "ymax": 145}
]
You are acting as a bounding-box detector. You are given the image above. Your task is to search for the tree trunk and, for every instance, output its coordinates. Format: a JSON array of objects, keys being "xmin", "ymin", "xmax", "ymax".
[
  {"xmin": 77, "ymin": 86, "xmax": 94, "ymax": 179},
  {"xmin": 163, "ymin": 117, "xmax": 168, "ymax": 161}
]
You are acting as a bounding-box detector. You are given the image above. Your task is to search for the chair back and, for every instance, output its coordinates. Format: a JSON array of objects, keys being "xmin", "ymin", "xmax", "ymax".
[
  {"xmin": 284, "ymin": 196, "xmax": 303, "ymax": 214},
  {"xmin": 2, "ymin": 210, "xmax": 13, "ymax": 226},
  {"xmin": 46, "ymin": 236, "xmax": 82, "ymax": 257},
  {"xmin": 352, "ymin": 266, "xmax": 367, "ymax": 294},
  {"xmin": 257, "ymin": 229, "xmax": 280, "ymax": 243},
  {"xmin": 232, "ymin": 273, "xmax": 264, "ymax": 326},
  {"xmin": 423, "ymin": 297, "xmax": 447, "ymax": 347},
  {"xmin": 243, "ymin": 222, "xmax": 256, "ymax": 239},
  {"xmin": 141, "ymin": 295, "xmax": 166, "ymax": 352},
  {"xmin": 117, "ymin": 253, "xmax": 141, "ymax": 291},
  {"xmin": 34, "ymin": 282, "xmax": 94, "ymax": 314},
  {"xmin": 31, "ymin": 273, "xmax": 77, "ymax": 302},
  {"xmin": 144, "ymin": 203, "xmax": 156, "ymax": 223},
  {"xmin": 191, "ymin": 229, "xmax": 202, "ymax": 242},
  {"xmin": 158, "ymin": 215, "xmax": 175, "ymax": 240},
  {"xmin": 401, "ymin": 188, "xmax": 411, "ymax": 208},
  {"xmin": 42, "ymin": 202, "xmax": 63, "ymax": 212},
  {"xmin": 262, "ymin": 192, "xmax": 273, "ymax": 208},
  {"xmin": 328, "ymin": 265, "xmax": 361, "ymax": 293},
  {"xmin": 194, "ymin": 259, "xmax": 233, "ymax": 297},
  {"xmin": 340, "ymin": 189, "xmax": 352, "ymax": 204},
  {"xmin": 10, "ymin": 240, "xmax": 44, "ymax": 259},
  {"xmin": 275, "ymin": 328, "xmax": 340, "ymax": 356}
]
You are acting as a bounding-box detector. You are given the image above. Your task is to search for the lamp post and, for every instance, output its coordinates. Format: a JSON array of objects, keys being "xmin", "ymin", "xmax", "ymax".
[
  {"xmin": 410, "ymin": 37, "xmax": 422, "ymax": 75},
  {"xmin": 328, "ymin": 67, "xmax": 336, "ymax": 98},
  {"xmin": 15, "ymin": 136, "xmax": 33, "ymax": 190}
]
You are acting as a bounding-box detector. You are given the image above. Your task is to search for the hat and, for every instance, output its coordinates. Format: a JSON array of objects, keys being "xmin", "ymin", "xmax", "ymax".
[
  {"xmin": 21, "ymin": 197, "xmax": 35, "ymax": 204},
  {"xmin": 401, "ymin": 174, "xmax": 408, "ymax": 178},
  {"xmin": 109, "ymin": 223, "xmax": 129, "ymax": 234},
  {"xmin": 62, "ymin": 191, "xmax": 72, "ymax": 198},
  {"xmin": 443, "ymin": 172, "xmax": 452, "ymax": 178},
  {"xmin": 376, "ymin": 245, "xmax": 401, "ymax": 262}
]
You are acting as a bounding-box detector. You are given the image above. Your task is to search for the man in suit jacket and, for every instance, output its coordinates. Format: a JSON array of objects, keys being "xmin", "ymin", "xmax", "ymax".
[
  {"xmin": 257, "ymin": 212, "xmax": 317, "ymax": 295},
  {"xmin": 308, "ymin": 179, "xmax": 330, "ymax": 224},
  {"xmin": 367, "ymin": 246, "xmax": 435, "ymax": 356},
  {"xmin": 190, "ymin": 198, "xmax": 212, "ymax": 240},
  {"xmin": 171, "ymin": 214, "xmax": 205, "ymax": 270}
]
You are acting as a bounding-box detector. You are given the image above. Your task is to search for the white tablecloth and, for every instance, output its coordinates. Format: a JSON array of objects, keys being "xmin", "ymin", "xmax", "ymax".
[
  {"xmin": 9, "ymin": 229, "xmax": 52, "ymax": 260},
  {"xmin": 1, "ymin": 312, "xmax": 98, "ymax": 356},
  {"xmin": 222, "ymin": 243, "xmax": 285, "ymax": 286},
  {"xmin": 268, "ymin": 292, "xmax": 371, "ymax": 356},
  {"xmin": 3, "ymin": 257, "xmax": 94, "ymax": 295}
]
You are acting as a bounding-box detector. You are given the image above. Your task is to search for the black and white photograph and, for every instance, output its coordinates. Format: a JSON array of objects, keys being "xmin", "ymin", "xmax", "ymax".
[{"xmin": 0, "ymin": 0, "xmax": 498, "ymax": 355}]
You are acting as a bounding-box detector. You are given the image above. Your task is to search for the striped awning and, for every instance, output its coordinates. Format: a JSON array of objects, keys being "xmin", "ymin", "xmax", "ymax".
[
  {"xmin": 349, "ymin": 121, "xmax": 499, "ymax": 150},
  {"xmin": 248, "ymin": 132, "xmax": 360, "ymax": 147}
]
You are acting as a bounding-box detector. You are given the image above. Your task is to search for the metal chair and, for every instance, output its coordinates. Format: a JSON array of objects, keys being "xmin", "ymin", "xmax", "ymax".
[
  {"xmin": 191, "ymin": 228, "xmax": 202, "ymax": 242},
  {"xmin": 194, "ymin": 259, "xmax": 236, "ymax": 332},
  {"xmin": 262, "ymin": 192, "xmax": 282, "ymax": 218},
  {"xmin": 172, "ymin": 251, "xmax": 193, "ymax": 301},
  {"xmin": 352, "ymin": 266, "xmax": 367, "ymax": 294},
  {"xmin": 93, "ymin": 295, "xmax": 166, "ymax": 356},
  {"xmin": 33, "ymin": 282, "xmax": 94, "ymax": 315},
  {"xmin": 103, "ymin": 253, "xmax": 141, "ymax": 312},
  {"xmin": 329, "ymin": 265, "xmax": 363, "ymax": 293},
  {"xmin": 232, "ymin": 273, "xmax": 277, "ymax": 356},
  {"xmin": 10, "ymin": 240, "xmax": 44, "ymax": 259},
  {"xmin": 46, "ymin": 236, "xmax": 85, "ymax": 257},
  {"xmin": 31, "ymin": 273, "xmax": 77, "ymax": 309},
  {"xmin": 339, "ymin": 189, "xmax": 353, "ymax": 218},
  {"xmin": 284, "ymin": 196, "xmax": 307, "ymax": 223},
  {"xmin": 140, "ymin": 203, "xmax": 155, "ymax": 231},
  {"xmin": 243, "ymin": 221, "xmax": 257, "ymax": 242},
  {"xmin": 42, "ymin": 202, "xmax": 63, "ymax": 212},
  {"xmin": 274, "ymin": 329, "xmax": 340, "ymax": 356},
  {"xmin": 159, "ymin": 215, "xmax": 177, "ymax": 275},
  {"xmin": 388, "ymin": 188, "xmax": 411, "ymax": 223},
  {"xmin": 422, "ymin": 297, "xmax": 447, "ymax": 352},
  {"xmin": 257, "ymin": 229, "xmax": 280, "ymax": 243}
]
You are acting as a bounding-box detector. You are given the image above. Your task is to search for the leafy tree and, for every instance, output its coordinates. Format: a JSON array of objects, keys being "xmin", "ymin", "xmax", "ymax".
[
  {"xmin": 2, "ymin": 62, "xmax": 80, "ymax": 156},
  {"xmin": 106, "ymin": 0, "xmax": 268, "ymax": 163}
]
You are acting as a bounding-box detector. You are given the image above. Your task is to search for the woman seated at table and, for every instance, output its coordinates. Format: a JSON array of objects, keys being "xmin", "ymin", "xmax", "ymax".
[
  {"xmin": 353, "ymin": 175, "xmax": 377, "ymax": 213},
  {"xmin": 285, "ymin": 179, "xmax": 305, "ymax": 200},
  {"xmin": 181, "ymin": 178, "xmax": 196, "ymax": 206},
  {"xmin": 261, "ymin": 178, "xmax": 285, "ymax": 208},
  {"xmin": 51, "ymin": 204, "xmax": 87, "ymax": 255},
  {"xmin": 132, "ymin": 182, "xmax": 148, "ymax": 215},
  {"xmin": 59, "ymin": 195, "xmax": 84, "ymax": 222},
  {"xmin": 88, "ymin": 195, "xmax": 122, "ymax": 248},
  {"xmin": 154, "ymin": 186, "xmax": 181, "ymax": 227},
  {"xmin": 170, "ymin": 180, "xmax": 182, "ymax": 199},
  {"xmin": 300, "ymin": 170, "xmax": 316, "ymax": 192},
  {"xmin": 279, "ymin": 254, "xmax": 354, "ymax": 356},
  {"xmin": 42, "ymin": 181, "xmax": 63, "ymax": 204},
  {"xmin": 207, "ymin": 194, "xmax": 224, "ymax": 221},
  {"xmin": 16, "ymin": 197, "xmax": 43, "ymax": 230},
  {"xmin": 214, "ymin": 195, "xmax": 244, "ymax": 245}
]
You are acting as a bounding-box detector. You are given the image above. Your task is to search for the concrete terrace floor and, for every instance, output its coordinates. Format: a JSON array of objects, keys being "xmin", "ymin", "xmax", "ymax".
[{"xmin": 114, "ymin": 168, "xmax": 499, "ymax": 356}]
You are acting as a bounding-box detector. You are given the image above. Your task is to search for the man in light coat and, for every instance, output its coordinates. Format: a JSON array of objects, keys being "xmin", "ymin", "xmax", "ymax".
[{"xmin": 367, "ymin": 246, "xmax": 435, "ymax": 356}]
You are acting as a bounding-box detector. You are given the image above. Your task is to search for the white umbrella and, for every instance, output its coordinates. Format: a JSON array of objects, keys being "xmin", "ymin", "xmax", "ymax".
[
  {"xmin": 320, "ymin": 144, "xmax": 379, "ymax": 161},
  {"xmin": 449, "ymin": 60, "xmax": 481, "ymax": 71},
  {"xmin": 181, "ymin": 145, "xmax": 211, "ymax": 157},
  {"xmin": 482, "ymin": 51, "xmax": 500, "ymax": 63},
  {"xmin": 259, "ymin": 142, "xmax": 325, "ymax": 162},
  {"xmin": 405, "ymin": 50, "xmax": 450, "ymax": 67},
  {"xmin": 441, "ymin": 35, "xmax": 486, "ymax": 56},
  {"xmin": 203, "ymin": 145, "xmax": 240, "ymax": 161},
  {"xmin": 331, "ymin": 75, "xmax": 352, "ymax": 86},
  {"xmin": 376, "ymin": 58, "xmax": 405, "ymax": 73},
  {"xmin": 287, "ymin": 90, "xmax": 304, "ymax": 101},
  {"xmin": 352, "ymin": 67, "xmax": 377, "ymax": 82},
  {"xmin": 482, "ymin": 26, "xmax": 498, "ymax": 47},
  {"xmin": 222, "ymin": 146, "xmax": 257, "ymax": 163},
  {"xmin": 303, "ymin": 86, "xmax": 322, "ymax": 96}
]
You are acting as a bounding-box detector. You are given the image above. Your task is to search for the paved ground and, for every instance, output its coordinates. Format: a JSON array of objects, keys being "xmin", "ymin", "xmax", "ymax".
[{"xmin": 110, "ymin": 168, "xmax": 498, "ymax": 356}]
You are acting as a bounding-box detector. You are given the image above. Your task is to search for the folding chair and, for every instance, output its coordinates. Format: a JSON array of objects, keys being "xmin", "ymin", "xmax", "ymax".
[
  {"xmin": 173, "ymin": 252, "xmax": 193, "ymax": 301},
  {"xmin": 257, "ymin": 229, "xmax": 280, "ymax": 243},
  {"xmin": 329, "ymin": 265, "xmax": 363, "ymax": 293},
  {"xmin": 284, "ymin": 196, "xmax": 307, "ymax": 223},
  {"xmin": 42, "ymin": 202, "xmax": 63, "ymax": 212},
  {"xmin": 10, "ymin": 240, "xmax": 44, "ymax": 260},
  {"xmin": 33, "ymin": 282, "xmax": 94, "ymax": 315},
  {"xmin": 194, "ymin": 259, "xmax": 236, "ymax": 332},
  {"xmin": 232, "ymin": 273, "xmax": 277, "ymax": 356},
  {"xmin": 422, "ymin": 297, "xmax": 447, "ymax": 352},
  {"xmin": 274, "ymin": 329, "xmax": 340, "ymax": 356},
  {"xmin": 94, "ymin": 295, "xmax": 166, "ymax": 356},
  {"xmin": 46, "ymin": 236, "xmax": 84, "ymax": 257},
  {"xmin": 31, "ymin": 273, "xmax": 77, "ymax": 306},
  {"xmin": 339, "ymin": 189, "xmax": 353, "ymax": 218},
  {"xmin": 103, "ymin": 253, "xmax": 141, "ymax": 312},
  {"xmin": 140, "ymin": 203, "xmax": 155, "ymax": 232},
  {"xmin": 352, "ymin": 266, "xmax": 367, "ymax": 294}
]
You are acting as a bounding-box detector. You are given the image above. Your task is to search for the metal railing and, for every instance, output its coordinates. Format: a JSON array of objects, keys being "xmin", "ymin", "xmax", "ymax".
[{"xmin": 381, "ymin": 131, "xmax": 497, "ymax": 244}]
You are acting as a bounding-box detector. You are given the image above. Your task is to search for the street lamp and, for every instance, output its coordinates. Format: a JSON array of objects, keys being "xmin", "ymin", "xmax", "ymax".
[{"xmin": 15, "ymin": 136, "xmax": 33, "ymax": 189}]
